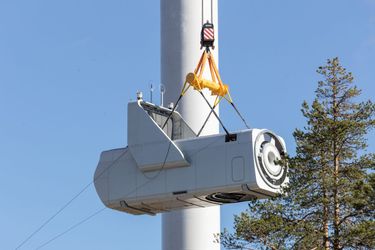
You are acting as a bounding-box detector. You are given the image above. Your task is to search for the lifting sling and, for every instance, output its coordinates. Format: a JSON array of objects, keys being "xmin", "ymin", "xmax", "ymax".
[{"xmin": 162, "ymin": 15, "xmax": 250, "ymax": 138}]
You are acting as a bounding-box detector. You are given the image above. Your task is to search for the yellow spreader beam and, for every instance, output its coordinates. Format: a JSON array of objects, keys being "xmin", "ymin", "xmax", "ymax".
[
  {"xmin": 169, "ymin": 47, "xmax": 249, "ymax": 134},
  {"xmin": 184, "ymin": 49, "xmax": 231, "ymax": 102},
  {"xmin": 186, "ymin": 72, "xmax": 228, "ymax": 96}
]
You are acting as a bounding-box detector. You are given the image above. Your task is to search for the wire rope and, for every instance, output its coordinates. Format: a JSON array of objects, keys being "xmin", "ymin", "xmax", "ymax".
[
  {"xmin": 30, "ymin": 133, "xmax": 224, "ymax": 249},
  {"xmin": 198, "ymin": 91, "xmax": 230, "ymax": 136},
  {"xmin": 15, "ymin": 148, "xmax": 129, "ymax": 250},
  {"xmin": 230, "ymin": 102, "xmax": 250, "ymax": 129},
  {"xmin": 35, "ymin": 207, "xmax": 107, "ymax": 250}
]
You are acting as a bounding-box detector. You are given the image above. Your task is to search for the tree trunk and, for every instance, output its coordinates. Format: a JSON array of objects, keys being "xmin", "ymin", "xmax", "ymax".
[
  {"xmin": 333, "ymin": 155, "xmax": 340, "ymax": 250},
  {"xmin": 321, "ymin": 152, "xmax": 330, "ymax": 250},
  {"xmin": 332, "ymin": 79, "xmax": 341, "ymax": 250},
  {"xmin": 323, "ymin": 183, "xmax": 330, "ymax": 249}
]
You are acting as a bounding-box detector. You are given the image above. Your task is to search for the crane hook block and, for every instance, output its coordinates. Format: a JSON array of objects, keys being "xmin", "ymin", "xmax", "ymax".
[
  {"xmin": 201, "ymin": 22, "xmax": 215, "ymax": 49},
  {"xmin": 186, "ymin": 72, "xmax": 228, "ymax": 97}
]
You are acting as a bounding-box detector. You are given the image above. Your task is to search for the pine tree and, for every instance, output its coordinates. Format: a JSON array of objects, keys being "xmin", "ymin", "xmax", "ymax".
[{"xmin": 220, "ymin": 58, "xmax": 375, "ymax": 249}]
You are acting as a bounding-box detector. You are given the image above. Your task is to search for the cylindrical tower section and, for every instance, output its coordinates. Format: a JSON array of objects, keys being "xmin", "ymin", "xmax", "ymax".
[{"xmin": 161, "ymin": 0, "xmax": 220, "ymax": 250}]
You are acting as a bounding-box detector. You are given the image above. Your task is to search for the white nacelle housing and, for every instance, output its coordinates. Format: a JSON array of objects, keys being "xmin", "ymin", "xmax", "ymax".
[{"xmin": 94, "ymin": 101, "xmax": 288, "ymax": 215}]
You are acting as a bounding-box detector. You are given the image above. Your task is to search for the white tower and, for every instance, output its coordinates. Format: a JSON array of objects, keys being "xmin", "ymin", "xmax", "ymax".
[{"xmin": 161, "ymin": 0, "xmax": 220, "ymax": 249}]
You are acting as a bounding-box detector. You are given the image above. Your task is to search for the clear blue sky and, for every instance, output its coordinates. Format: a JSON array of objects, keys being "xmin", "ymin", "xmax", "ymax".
[{"xmin": 1, "ymin": 0, "xmax": 374, "ymax": 249}]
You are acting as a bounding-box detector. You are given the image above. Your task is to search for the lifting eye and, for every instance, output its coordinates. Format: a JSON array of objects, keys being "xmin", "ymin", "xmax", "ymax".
[{"xmin": 225, "ymin": 133, "xmax": 237, "ymax": 142}]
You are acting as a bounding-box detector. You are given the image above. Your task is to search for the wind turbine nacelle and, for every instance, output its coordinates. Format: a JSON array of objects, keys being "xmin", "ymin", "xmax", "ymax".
[{"xmin": 94, "ymin": 101, "xmax": 288, "ymax": 215}]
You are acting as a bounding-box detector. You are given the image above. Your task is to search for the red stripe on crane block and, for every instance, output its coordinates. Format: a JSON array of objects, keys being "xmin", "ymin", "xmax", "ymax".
[{"xmin": 204, "ymin": 28, "xmax": 214, "ymax": 40}]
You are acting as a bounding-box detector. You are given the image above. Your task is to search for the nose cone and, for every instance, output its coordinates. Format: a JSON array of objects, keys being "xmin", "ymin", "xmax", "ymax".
[
  {"xmin": 254, "ymin": 130, "xmax": 287, "ymax": 189},
  {"xmin": 263, "ymin": 143, "xmax": 282, "ymax": 176}
]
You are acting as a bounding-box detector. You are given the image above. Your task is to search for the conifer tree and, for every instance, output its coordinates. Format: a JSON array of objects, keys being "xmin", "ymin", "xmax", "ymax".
[{"xmin": 220, "ymin": 58, "xmax": 375, "ymax": 249}]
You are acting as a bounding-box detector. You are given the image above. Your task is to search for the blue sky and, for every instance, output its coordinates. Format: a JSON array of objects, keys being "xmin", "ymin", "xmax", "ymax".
[{"xmin": 1, "ymin": 0, "xmax": 374, "ymax": 249}]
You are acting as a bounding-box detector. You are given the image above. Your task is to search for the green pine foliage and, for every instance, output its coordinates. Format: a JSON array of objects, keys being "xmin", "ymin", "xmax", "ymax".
[{"xmin": 220, "ymin": 58, "xmax": 375, "ymax": 250}]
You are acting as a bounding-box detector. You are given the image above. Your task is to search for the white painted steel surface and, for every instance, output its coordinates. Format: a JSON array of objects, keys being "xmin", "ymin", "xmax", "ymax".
[
  {"xmin": 127, "ymin": 101, "xmax": 189, "ymax": 172},
  {"xmin": 94, "ymin": 102, "xmax": 288, "ymax": 215},
  {"xmin": 161, "ymin": 0, "xmax": 219, "ymax": 249},
  {"xmin": 162, "ymin": 208, "xmax": 220, "ymax": 250}
]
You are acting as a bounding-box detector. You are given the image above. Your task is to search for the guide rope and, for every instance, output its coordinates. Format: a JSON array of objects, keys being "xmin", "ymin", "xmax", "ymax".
[
  {"xmin": 14, "ymin": 149, "xmax": 130, "ymax": 249},
  {"xmin": 23, "ymin": 132, "xmax": 226, "ymax": 249}
]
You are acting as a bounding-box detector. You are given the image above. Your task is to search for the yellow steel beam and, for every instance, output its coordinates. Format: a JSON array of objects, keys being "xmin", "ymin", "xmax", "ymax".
[{"xmin": 186, "ymin": 72, "xmax": 228, "ymax": 97}]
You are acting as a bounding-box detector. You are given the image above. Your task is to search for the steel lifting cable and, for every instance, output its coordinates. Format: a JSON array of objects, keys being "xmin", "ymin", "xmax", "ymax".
[
  {"xmin": 196, "ymin": 95, "xmax": 221, "ymax": 136},
  {"xmin": 191, "ymin": 49, "xmax": 251, "ymax": 135},
  {"xmin": 211, "ymin": 0, "xmax": 213, "ymax": 24},
  {"xmin": 161, "ymin": 79, "xmax": 231, "ymax": 137},
  {"xmin": 201, "ymin": 0, "xmax": 214, "ymax": 25},
  {"xmin": 230, "ymin": 102, "xmax": 250, "ymax": 129},
  {"xmin": 198, "ymin": 90, "xmax": 231, "ymax": 136},
  {"xmin": 197, "ymin": 99, "xmax": 250, "ymax": 137},
  {"xmin": 163, "ymin": 51, "xmax": 251, "ymax": 136}
]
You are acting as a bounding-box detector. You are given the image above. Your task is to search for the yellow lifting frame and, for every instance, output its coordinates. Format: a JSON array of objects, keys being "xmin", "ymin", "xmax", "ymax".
[
  {"xmin": 164, "ymin": 48, "xmax": 249, "ymax": 133},
  {"xmin": 184, "ymin": 50, "xmax": 232, "ymax": 105}
]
